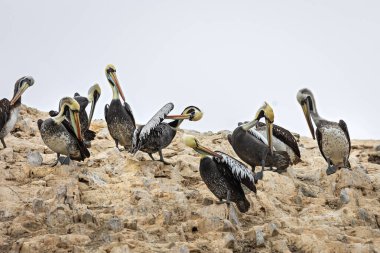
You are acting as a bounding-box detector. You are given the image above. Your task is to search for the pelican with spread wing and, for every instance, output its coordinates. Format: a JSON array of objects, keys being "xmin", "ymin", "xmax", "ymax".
[
  {"xmin": 132, "ymin": 103, "xmax": 203, "ymax": 164},
  {"xmin": 183, "ymin": 134, "xmax": 257, "ymax": 213}
]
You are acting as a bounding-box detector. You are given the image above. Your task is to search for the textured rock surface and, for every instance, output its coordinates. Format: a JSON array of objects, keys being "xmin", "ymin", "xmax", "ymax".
[{"xmin": 0, "ymin": 105, "xmax": 379, "ymax": 253}]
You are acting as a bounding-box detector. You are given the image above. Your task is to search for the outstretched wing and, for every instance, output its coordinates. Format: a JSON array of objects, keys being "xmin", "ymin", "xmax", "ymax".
[
  {"xmin": 339, "ymin": 120, "xmax": 351, "ymax": 153},
  {"xmin": 133, "ymin": 103, "xmax": 174, "ymax": 152},
  {"xmin": 0, "ymin": 99, "xmax": 11, "ymax": 132},
  {"xmin": 215, "ymin": 151, "xmax": 257, "ymax": 193},
  {"xmin": 124, "ymin": 102, "xmax": 135, "ymax": 126}
]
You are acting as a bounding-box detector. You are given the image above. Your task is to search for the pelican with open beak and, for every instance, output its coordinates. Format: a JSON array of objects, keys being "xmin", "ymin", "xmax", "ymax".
[
  {"xmin": 104, "ymin": 64, "xmax": 136, "ymax": 151},
  {"xmin": 228, "ymin": 102, "xmax": 290, "ymax": 180},
  {"xmin": 38, "ymin": 97, "xmax": 90, "ymax": 166},
  {"xmin": 297, "ymin": 88, "xmax": 351, "ymax": 175},
  {"xmin": 183, "ymin": 134, "xmax": 256, "ymax": 214},
  {"xmin": 132, "ymin": 104, "xmax": 203, "ymax": 165},
  {"xmin": 0, "ymin": 76, "xmax": 34, "ymax": 148}
]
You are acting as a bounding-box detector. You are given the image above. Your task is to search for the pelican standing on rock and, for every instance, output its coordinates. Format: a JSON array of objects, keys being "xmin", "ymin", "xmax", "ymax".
[
  {"xmin": 228, "ymin": 102, "xmax": 290, "ymax": 180},
  {"xmin": 132, "ymin": 103, "xmax": 203, "ymax": 165},
  {"xmin": 104, "ymin": 64, "xmax": 136, "ymax": 151},
  {"xmin": 38, "ymin": 97, "xmax": 90, "ymax": 166},
  {"xmin": 297, "ymin": 88, "xmax": 351, "ymax": 175},
  {"xmin": 0, "ymin": 76, "xmax": 34, "ymax": 148},
  {"xmin": 238, "ymin": 121, "xmax": 301, "ymax": 165},
  {"xmin": 183, "ymin": 134, "xmax": 256, "ymax": 213},
  {"xmin": 49, "ymin": 84, "xmax": 101, "ymax": 146}
]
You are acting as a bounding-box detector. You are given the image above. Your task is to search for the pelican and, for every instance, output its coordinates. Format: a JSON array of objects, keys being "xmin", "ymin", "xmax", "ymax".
[
  {"xmin": 0, "ymin": 76, "xmax": 34, "ymax": 148},
  {"xmin": 297, "ymin": 88, "xmax": 350, "ymax": 175},
  {"xmin": 38, "ymin": 97, "xmax": 90, "ymax": 166},
  {"xmin": 237, "ymin": 121, "xmax": 301, "ymax": 164},
  {"xmin": 49, "ymin": 84, "xmax": 101, "ymax": 146},
  {"xmin": 183, "ymin": 134, "xmax": 256, "ymax": 213},
  {"xmin": 132, "ymin": 103, "xmax": 203, "ymax": 165},
  {"xmin": 228, "ymin": 102, "xmax": 290, "ymax": 180},
  {"xmin": 104, "ymin": 64, "xmax": 135, "ymax": 151}
]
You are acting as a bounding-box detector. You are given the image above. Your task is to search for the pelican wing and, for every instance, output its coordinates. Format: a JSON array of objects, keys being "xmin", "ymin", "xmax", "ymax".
[
  {"xmin": 256, "ymin": 122, "xmax": 300, "ymax": 158},
  {"xmin": 124, "ymin": 102, "xmax": 135, "ymax": 126},
  {"xmin": 132, "ymin": 102, "xmax": 174, "ymax": 152},
  {"xmin": 339, "ymin": 120, "xmax": 351, "ymax": 153},
  {"xmin": 0, "ymin": 99, "xmax": 11, "ymax": 132},
  {"xmin": 215, "ymin": 151, "xmax": 256, "ymax": 192},
  {"xmin": 316, "ymin": 127, "xmax": 327, "ymax": 162},
  {"xmin": 104, "ymin": 104, "xmax": 109, "ymax": 122},
  {"xmin": 248, "ymin": 128, "xmax": 268, "ymax": 145},
  {"xmin": 61, "ymin": 119, "xmax": 90, "ymax": 160}
]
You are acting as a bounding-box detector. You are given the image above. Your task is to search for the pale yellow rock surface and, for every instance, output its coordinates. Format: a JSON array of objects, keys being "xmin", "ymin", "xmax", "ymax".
[{"xmin": 0, "ymin": 105, "xmax": 379, "ymax": 253}]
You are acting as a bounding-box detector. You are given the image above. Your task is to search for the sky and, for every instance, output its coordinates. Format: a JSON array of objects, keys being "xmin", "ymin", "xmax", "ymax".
[{"xmin": 0, "ymin": 0, "xmax": 379, "ymax": 139}]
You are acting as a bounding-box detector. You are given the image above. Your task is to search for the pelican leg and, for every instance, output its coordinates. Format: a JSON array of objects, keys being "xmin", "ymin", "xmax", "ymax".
[
  {"xmin": 60, "ymin": 156, "xmax": 71, "ymax": 165},
  {"xmin": 1, "ymin": 138, "xmax": 6, "ymax": 148},
  {"xmin": 254, "ymin": 159, "xmax": 265, "ymax": 181},
  {"xmin": 115, "ymin": 140, "xmax": 123, "ymax": 151},
  {"xmin": 344, "ymin": 157, "xmax": 351, "ymax": 170},
  {"xmin": 326, "ymin": 158, "xmax": 337, "ymax": 175},
  {"xmin": 158, "ymin": 150, "xmax": 171, "ymax": 165},
  {"xmin": 148, "ymin": 153, "xmax": 155, "ymax": 161},
  {"xmin": 51, "ymin": 153, "xmax": 60, "ymax": 167}
]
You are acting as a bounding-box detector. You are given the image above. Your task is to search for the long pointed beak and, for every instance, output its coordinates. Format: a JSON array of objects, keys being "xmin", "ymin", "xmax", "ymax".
[
  {"xmin": 70, "ymin": 110, "xmax": 82, "ymax": 141},
  {"xmin": 195, "ymin": 145, "xmax": 223, "ymax": 159},
  {"xmin": 302, "ymin": 102, "xmax": 315, "ymax": 139},
  {"xmin": 88, "ymin": 94, "xmax": 99, "ymax": 124},
  {"xmin": 165, "ymin": 114, "xmax": 191, "ymax": 120},
  {"xmin": 110, "ymin": 72, "xmax": 125, "ymax": 102},
  {"xmin": 10, "ymin": 84, "xmax": 29, "ymax": 105},
  {"xmin": 266, "ymin": 119, "xmax": 274, "ymax": 155}
]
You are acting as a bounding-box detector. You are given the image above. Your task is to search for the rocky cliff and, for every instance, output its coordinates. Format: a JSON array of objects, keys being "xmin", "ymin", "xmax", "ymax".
[{"xmin": 0, "ymin": 105, "xmax": 379, "ymax": 253}]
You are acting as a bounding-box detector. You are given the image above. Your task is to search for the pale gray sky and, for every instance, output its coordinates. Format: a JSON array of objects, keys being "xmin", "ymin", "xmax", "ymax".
[{"xmin": 1, "ymin": 0, "xmax": 379, "ymax": 139}]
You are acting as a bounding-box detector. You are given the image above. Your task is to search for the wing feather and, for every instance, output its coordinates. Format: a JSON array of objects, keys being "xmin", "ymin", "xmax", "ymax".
[
  {"xmin": 0, "ymin": 99, "xmax": 11, "ymax": 132},
  {"xmin": 339, "ymin": 120, "xmax": 351, "ymax": 153},
  {"xmin": 61, "ymin": 119, "xmax": 90, "ymax": 160},
  {"xmin": 215, "ymin": 151, "xmax": 256, "ymax": 192},
  {"xmin": 124, "ymin": 102, "xmax": 135, "ymax": 126}
]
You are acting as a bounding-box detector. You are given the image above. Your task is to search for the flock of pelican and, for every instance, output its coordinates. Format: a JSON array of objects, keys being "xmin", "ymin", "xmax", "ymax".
[{"xmin": 0, "ymin": 65, "xmax": 351, "ymax": 214}]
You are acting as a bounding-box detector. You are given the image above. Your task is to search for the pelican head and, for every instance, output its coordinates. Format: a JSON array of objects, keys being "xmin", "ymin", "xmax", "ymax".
[
  {"xmin": 297, "ymin": 88, "xmax": 316, "ymax": 139},
  {"xmin": 242, "ymin": 102, "xmax": 274, "ymax": 154},
  {"xmin": 182, "ymin": 134, "xmax": 222, "ymax": 158},
  {"xmin": 10, "ymin": 76, "xmax": 34, "ymax": 105},
  {"xmin": 105, "ymin": 64, "xmax": 125, "ymax": 102},
  {"xmin": 166, "ymin": 106, "xmax": 203, "ymax": 121},
  {"xmin": 59, "ymin": 97, "xmax": 82, "ymax": 141},
  {"xmin": 87, "ymin": 83, "xmax": 102, "ymax": 123}
]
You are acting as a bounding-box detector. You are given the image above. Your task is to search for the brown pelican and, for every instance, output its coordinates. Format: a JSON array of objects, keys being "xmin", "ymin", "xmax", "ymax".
[
  {"xmin": 104, "ymin": 64, "xmax": 136, "ymax": 151},
  {"xmin": 297, "ymin": 88, "xmax": 350, "ymax": 175},
  {"xmin": 183, "ymin": 134, "xmax": 256, "ymax": 213},
  {"xmin": 38, "ymin": 97, "xmax": 90, "ymax": 166},
  {"xmin": 0, "ymin": 76, "xmax": 34, "ymax": 148},
  {"xmin": 132, "ymin": 103, "xmax": 203, "ymax": 165},
  {"xmin": 237, "ymin": 121, "xmax": 301, "ymax": 164},
  {"xmin": 228, "ymin": 102, "xmax": 290, "ymax": 180},
  {"xmin": 49, "ymin": 84, "xmax": 101, "ymax": 146}
]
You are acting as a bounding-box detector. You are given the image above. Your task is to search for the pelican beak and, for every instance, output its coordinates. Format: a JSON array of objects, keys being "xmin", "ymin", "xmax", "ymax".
[
  {"xmin": 301, "ymin": 100, "xmax": 315, "ymax": 139},
  {"xmin": 88, "ymin": 91, "xmax": 100, "ymax": 124},
  {"xmin": 166, "ymin": 111, "xmax": 203, "ymax": 121},
  {"xmin": 266, "ymin": 119, "xmax": 274, "ymax": 155},
  {"xmin": 70, "ymin": 110, "xmax": 82, "ymax": 141},
  {"xmin": 108, "ymin": 72, "xmax": 125, "ymax": 102},
  {"xmin": 195, "ymin": 144, "xmax": 223, "ymax": 159},
  {"xmin": 10, "ymin": 82, "xmax": 30, "ymax": 105},
  {"xmin": 241, "ymin": 119, "xmax": 258, "ymax": 131}
]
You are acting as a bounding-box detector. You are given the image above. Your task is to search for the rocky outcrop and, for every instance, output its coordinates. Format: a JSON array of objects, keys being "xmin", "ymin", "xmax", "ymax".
[{"xmin": 0, "ymin": 105, "xmax": 379, "ymax": 253}]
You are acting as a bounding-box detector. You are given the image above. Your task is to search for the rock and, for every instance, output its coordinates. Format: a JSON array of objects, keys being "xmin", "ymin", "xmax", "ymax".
[
  {"xmin": 27, "ymin": 151, "xmax": 43, "ymax": 166},
  {"xmin": 110, "ymin": 245, "xmax": 130, "ymax": 253},
  {"xmin": 17, "ymin": 117, "xmax": 36, "ymax": 136},
  {"xmin": 266, "ymin": 223, "xmax": 279, "ymax": 237},
  {"xmin": 179, "ymin": 245, "xmax": 190, "ymax": 253},
  {"xmin": 375, "ymin": 145, "xmax": 380, "ymax": 151},
  {"xmin": 223, "ymin": 233, "xmax": 236, "ymax": 249},
  {"xmin": 97, "ymin": 128, "xmax": 110, "ymax": 139},
  {"xmin": 368, "ymin": 152, "xmax": 380, "ymax": 164},
  {"xmin": 108, "ymin": 217, "xmax": 123, "ymax": 232},
  {"xmin": 0, "ymin": 147, "xmax": 14, "ymax": 163},
  {"xmin": 340, "ymin": 188, "xmax": 350, "ymax": 204},
  {"xmin": 32, "ymin": 198, "xmax": 44, "ymax": 213},
  {"xmin": 256, "ymin": 228, "xmax": 265, "ymax": 247}
]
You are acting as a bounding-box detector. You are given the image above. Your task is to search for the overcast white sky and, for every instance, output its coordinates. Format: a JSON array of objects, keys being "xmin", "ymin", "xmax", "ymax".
[{"xmin": 1, "ymin": 0, "xmax": 379, "ymax": 139}]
